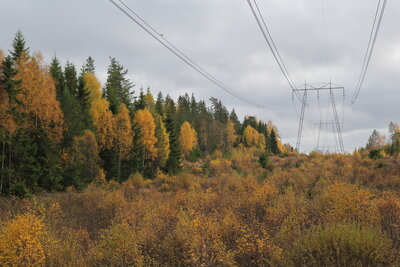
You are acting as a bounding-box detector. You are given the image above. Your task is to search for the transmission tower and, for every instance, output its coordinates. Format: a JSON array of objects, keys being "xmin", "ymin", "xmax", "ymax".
[{"xmin": 295, "ymin": 82, "xmax": 345, "ymax": 153}]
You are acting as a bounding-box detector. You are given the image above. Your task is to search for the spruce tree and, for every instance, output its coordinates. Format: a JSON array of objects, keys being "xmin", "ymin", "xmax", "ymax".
[
  {"xmin": 155, "ymin": 92, "xmax": 164, "ymax": 116},
  {"xmin": 165, "ymin": 111, "xmax": 181, "ymax": 174},
  {"xmin": 104, "ymin": 57, "xmax": 134, "ymax": 114},
  {"xmin": 77, "ymin": 68, "xmax": 92, "ymax": 113},
  {"xmin": 49, "ymin": 59, "xmax": 89, "ymax": 145},
  {"xmin": 210, "ymin": 97, "xmax": 228, "ymax": 124},
  {"xmin": 83, "ymin": 56, "xmax": 96, "ymax": 74},
  {"xmin": 10, "ymin": 30, "xmax": 29, "ymax": 61},
  {"xmin": 49, "ymin": 57, "xmax": 65, "ymax": 100},
  {"xmin": 134, "ymin": 89, "xmax": 146, "ymax": 111},
  {"xmin": 64, "ymin": 62, "xmax": 78, "ymax": 96},
  {"xmin": 269, "ymin": 129, "xmax": 280, "ymax": 155}
]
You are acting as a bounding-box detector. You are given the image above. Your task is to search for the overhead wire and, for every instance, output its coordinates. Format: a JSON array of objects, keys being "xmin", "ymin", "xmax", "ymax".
[
  {"xmin": 350, "ymin": 0, "xmax": 387, "ymax": 105},
  {"xmin": 107, "ymin": 0, "xmax": 265, "ymax": 109},
  {"xmin": 321, "ymin": 0, "xmax": 330, "ymax": 78},
  {"xmin": 246, "ymin": 0, "xmax": 303, "ymax": 102}
]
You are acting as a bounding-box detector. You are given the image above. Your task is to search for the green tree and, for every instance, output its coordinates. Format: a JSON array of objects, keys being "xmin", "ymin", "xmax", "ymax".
[
  {"xmin": 83, "ymin": 56, "xmax": 96, "ymax": 74},
  {"xmin": 104, "ymin": 57, "xmax": 134, "ymax": 114},
  {"xmin": 64, "ymin": 130, "xmax": 100, "ymax": 190},
  {"xmin": 10, "ymin": 30, "xmax": 29, "ymax": 61},
  {"xmin": 269, "ymin": 129, "xmax": 280, "ymax": 155},
  {"xmin": 155, "ymin": 92, "xmax": 164, "ymax": 117},
  {"xmin": 165, "ymin": 111, "xmax": 181, "ymax": 174}
]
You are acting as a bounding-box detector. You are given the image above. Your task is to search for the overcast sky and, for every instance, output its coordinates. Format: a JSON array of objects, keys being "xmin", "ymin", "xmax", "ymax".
[{"xmin": 1, "ymin": 0, "xmax": 399, "ymax": 152}]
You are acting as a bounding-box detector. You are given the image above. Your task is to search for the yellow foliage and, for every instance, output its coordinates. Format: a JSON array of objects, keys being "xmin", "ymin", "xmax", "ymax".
[
  {"xmin": 243, "ymin": 125, "xmax": 264, "ymax": 148},
  {"xmin": 84, "ymin": 72, "xmax": 102, "ymax": 101},
  {"xmin": 179, "ymin": 121, "xmax": 197, "ymax": 158},
  {"xmin": 155, "ymin": 115, "xmax": 170, "ymax": 167},
  {"xmin": 0, "ymin": 213, "xmax": 46, "ymax": 266},
  {"xmin": 144, "ymin": 90, "xmax": 155, "ymax": 111},
  {"xmin": 15, "ymin": 52, "xmax": 64, "ymax": 143},
  {"xmin": 113, "ymin": 104, "xmax": 132, "ymax": 159},
  {"xmin": 91, "ymin": 98, "xmax": 115, "ymax": 149},
  {"xmin": 134, "ymin": 109, "xmax": 158, "ymax": 160},
  {"xmin": 89, "ymin": 222, "xmax": 144, "ymax": 266},
  {"xmin": 225, "ymin": 119, "xmax": 238, "ymax": 148},
  {"xmin": 318, "ymin": 182, "xmax": 378, "ymax": 224},
  {"xmin": 209, "ymin": 158, "xmax": 232, "ymax": 176},
  {"xmin": 0, "ymin": 85, "xmax": 17, "ymax": 135}
]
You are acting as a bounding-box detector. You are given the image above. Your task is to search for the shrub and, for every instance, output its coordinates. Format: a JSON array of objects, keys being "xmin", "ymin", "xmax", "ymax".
[
  {"xmin": 286, "ymin": 224, "xmax": 397, "ymax": 266},
  {"xmin": 0, "ymin": 213, "xmax": 46, "ymax": 266},
  {"xmin": 89, "ymin": 222, "xmax": 143, "ymax": 266},
  {"xmin": 209, "ymin": 158, "xmax": 232, "ymax": 176}
]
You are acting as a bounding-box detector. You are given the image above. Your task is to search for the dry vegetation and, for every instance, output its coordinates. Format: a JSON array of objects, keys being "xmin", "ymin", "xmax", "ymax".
[{"xmin": 1, "ymin": 148, "xmax": 400, "ymax": 266}]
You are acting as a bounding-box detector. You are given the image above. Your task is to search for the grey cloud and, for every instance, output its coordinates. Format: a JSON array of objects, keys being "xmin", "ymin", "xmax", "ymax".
[{"xmin": 0, "ymin": 0, "xmax": 398, "ymax": 152}]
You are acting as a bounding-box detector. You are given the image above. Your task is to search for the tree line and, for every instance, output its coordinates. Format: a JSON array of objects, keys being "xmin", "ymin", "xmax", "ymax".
[{"xmin": 0, "ymin": 31, "xmax": 288, "ymax": 196}]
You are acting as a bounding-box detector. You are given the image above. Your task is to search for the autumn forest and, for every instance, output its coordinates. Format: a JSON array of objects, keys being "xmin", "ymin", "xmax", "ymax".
[{"xmin": 1, "ymin": 32, "xmax": 400, "ymax": 266}]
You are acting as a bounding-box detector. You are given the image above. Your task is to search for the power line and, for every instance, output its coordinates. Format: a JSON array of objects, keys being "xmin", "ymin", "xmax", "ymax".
[
  {"xmin": 351, "ymin": 0, "xmax": 387, "ymax": 105},
  {"xmin": 107, "ymin": 0, "xmax": 265, "ymax": 109},
  {"xmin": 246, "ymin": 0, "xmax": 303, "ymax": 102},
  {"xmin": 321, "ymin": 0, "xmax": 330, "ymax": 78}
]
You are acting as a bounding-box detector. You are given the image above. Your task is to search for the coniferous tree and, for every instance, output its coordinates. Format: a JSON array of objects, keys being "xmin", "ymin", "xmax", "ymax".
[
  {"xmin": 83, "ymin": 56, "xmax": 96, "ymax": 74},
  {"xmin": 269, "ymin": 129, "xmax": 280, "ymax": 155},
  {"xmin": 230, "ymin": 108, "xmax": 241, "ymax": 133},
  {"xmin": 165, "ymin": 111, "xmax": 181, "ymax": 174},
  {"xmin": 49, "ymin": 57, "xmax": 65, "ymax": 100},
  {"xmin": 104, "ymin": 57, "xmax": 134, "ymax": 114},
  {"xmin": 10, "ymin": 30, "xmax": 29, "ymax": 61},
  {"xmin": 134, "ymin": 89, "xmax": 146, "ymax": 111},
  {"xmin": 50, "ymin": 59, "xmax": 89, "ymax": 145},
  {"xmin": 77, "ymin": 69, "xmax": 91, "ymax": 111},
  {"xmin": 210, "ymin": 97, "xmax": 228, "ymax": 124},
  {"xmin": 155, "ymin": 92, "xmax": 164, "ymax": 117},
  {"xmin": 64, "ymin": 62, "xmax": 78, "ymax": 97},
  {"xmin": 64, "ymin": 130, "xmax": 100, "ymax": 190}
]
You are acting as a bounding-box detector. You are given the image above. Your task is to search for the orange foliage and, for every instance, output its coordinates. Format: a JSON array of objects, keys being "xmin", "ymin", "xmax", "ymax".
[
  {"xmin": 134, "ymin": 109, "xmax": 158, "ymax": 160},
  {"xmin": 243, "ymin": 125, "xmax": 264, "ymax": 148},
  {"xmin": 0, "ymin": 213, "xmax": 46, "ymax": 266},
  {"xmin": 225, "ymin": 119, "xmax": 237, "ymax": 148},
  {"xmin": 113, "ymin": 104, "xmax": 132, "ymax": 159},
  {"xmin": 15, "ymin": 52, "xmax": 64, "ymax": 142},
  {"xmin": 179, "ymin": 121, "xmax": 197, "ymax": 158}
]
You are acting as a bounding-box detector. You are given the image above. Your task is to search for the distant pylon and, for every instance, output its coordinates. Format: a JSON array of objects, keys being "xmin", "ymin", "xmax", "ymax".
[{"xmin": 295, "ymin": 82, "xmax": 345, "ymax": 153}]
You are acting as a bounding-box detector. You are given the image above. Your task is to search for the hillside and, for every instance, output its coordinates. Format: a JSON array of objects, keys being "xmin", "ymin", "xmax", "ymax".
[
  {"xmin": 1, "ymin": 150, "xmax": 400, "ymax": 266},
  {"xmin": 1, "ymin": 32, "xmax": 400, "ymax": 266}
]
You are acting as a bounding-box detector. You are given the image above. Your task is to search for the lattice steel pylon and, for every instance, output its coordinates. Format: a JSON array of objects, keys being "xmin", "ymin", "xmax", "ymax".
[
  {"xmin": 296, "ymin": 90, "xmax": 308, "ymax": 152},
  {"xmin": 295, "ymin": 82, "xmax": 345, "ymax": 153}
]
